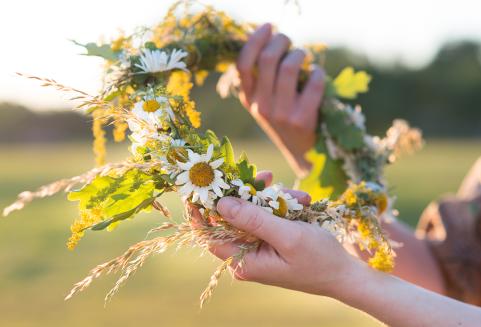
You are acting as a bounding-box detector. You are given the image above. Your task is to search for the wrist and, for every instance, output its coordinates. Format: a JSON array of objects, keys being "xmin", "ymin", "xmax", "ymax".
[{"xmin": 323, "ymin": 256, "xmax": 375, "ymax": 301}]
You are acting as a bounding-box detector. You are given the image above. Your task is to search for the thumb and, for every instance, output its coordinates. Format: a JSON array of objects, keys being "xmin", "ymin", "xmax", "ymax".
[{"xmin": 217, "ymin": 197, "xmax": 296, "ymax": 250}]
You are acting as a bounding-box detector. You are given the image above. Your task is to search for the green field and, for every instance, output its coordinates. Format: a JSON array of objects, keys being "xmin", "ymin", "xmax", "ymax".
[{"xmin": 0, "ymin": 139, "xmax": 479, "ymax": 327}]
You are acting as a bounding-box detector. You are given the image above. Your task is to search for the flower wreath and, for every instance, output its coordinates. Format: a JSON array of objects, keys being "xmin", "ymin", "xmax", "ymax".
[{"xmin": 3, "ymin": 2, "xmax": 423, "ymax": 306}]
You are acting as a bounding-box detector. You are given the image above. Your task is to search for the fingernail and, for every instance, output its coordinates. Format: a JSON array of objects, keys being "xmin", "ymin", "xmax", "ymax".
[
  {"xmin": 303, "ymin": 194, "xmax": 312, "ymax": 204},
  {"xmin": 217, "ymin": 197, "xmax": 242, "ymax": 220}
]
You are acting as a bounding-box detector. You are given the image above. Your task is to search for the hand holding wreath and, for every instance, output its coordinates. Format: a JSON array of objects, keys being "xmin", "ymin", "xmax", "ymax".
[{"xmin": 237, "ymin": 23, "xmax": 325, "ymax": 177}]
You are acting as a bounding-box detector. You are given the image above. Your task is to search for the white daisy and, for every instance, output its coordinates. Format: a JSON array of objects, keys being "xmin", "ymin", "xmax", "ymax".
[
  {"xmin": 127, "ymin": 121, "xmax": 170, "ymax": 155},
  {"xmin": 175, "ymin": 144, "xmax": 230, "ymax": 208},
  {"xmin": 159, "ymin": 139, "xmax": 188, "ymax": 175},
  {"xmin": 231, "ymin": 179, "xmax": 263, "ymax": 205},
  {"xmin": 131, "ymin": 96, "xmax": 175, "ymax": 128},
  {"xmin": 130, "ymin": 129, "xmax": 150, "ymax": 154},
  {"xmin": 135, "ymin": 48, "xmax": 188, "ymax": 74},
  {"xmin": 259, "ymin": 185, "xmax": 303, "ymax": 217}
]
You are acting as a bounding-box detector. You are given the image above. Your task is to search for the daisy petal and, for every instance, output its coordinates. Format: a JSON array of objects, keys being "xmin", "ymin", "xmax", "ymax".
[
  {"xmin": 175, "ymin": 171, "xmax": 190, "ymax": 185},
  {"xmin": 212, "ymin": 185, "xmax": 223, "ymax": 197},
  {"xmin": 177, "ymin": 161, "xmax": 193, "ymax": 171},
  {"xmin": 198, "ymin": 188, "xmax": 209, "ymax": 203},
  {"xmin": 204, "ymin": 144, "xmax": 214, "ymax": 162},
  {"xmin": 179, "ymin": 183, "xmax": 194, "ymax": 197},
  {"xmin": 191, "ymin": 191, "xmax": 199, "ymax": 202},
  {"xmin": 231, "ymin": 179, "xmax": 243, "ymax": 187},
  {"xmin": 210, "ymin": 158, "xmax": 224, "ymax": 169}
]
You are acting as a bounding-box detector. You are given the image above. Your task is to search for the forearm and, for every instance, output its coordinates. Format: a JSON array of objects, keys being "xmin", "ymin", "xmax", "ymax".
[
  {"xmin": 333, "ymin": 261, "xmax": 481, "ymax": 327},
  {"xmin": 382, "ymin": 220, "xmax": 445, "ymax": 294},
  {"xmin": 349, "ymin": 219, "xmax": 445, "ymax": 294}
]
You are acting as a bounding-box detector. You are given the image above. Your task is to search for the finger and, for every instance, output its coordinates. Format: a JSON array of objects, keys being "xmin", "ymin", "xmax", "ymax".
[
  {"xmin": 209, "ymin": 242, "xmax": 242, "ymax": 261},
  {"xmin": 293, "ymin": 66, "xmax": 325, "ymax": 130},
  {"xmin": 210, "ymin": 242, "xmax": 255, "ymax": 281},
  {"xmin": 273, "ymin": 49, "xmax": 306, "ymax": 123},
  {"xmin": 255, "ymin": 170, "xmax": 273, "ymax": 187},
  {"xmin": 237, "ymin": 23, "xmax": 272, "ymax": 103},
  {"xmin": 283, "ymin": 189, "xmax": 311, "ymax": 205},
  {"xmin": 217, "ymin": 197, "xmax": 300, "ymax": 252},
  {"xmin": 253, "ymin": 33, "xmax": 291, "ymax": 119}
]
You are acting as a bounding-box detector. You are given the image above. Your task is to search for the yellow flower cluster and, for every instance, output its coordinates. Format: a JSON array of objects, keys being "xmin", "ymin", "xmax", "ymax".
[
  {"xmin": 113, "ymin": 90, "xmax": 134, "ymax": 142},
  {"xmin": 67, "ymin": 209, "xmax": 102, "ymax": 250},
  {"xmin": 167, "ymin": 71, "xmax": 201, "ymax": 128},
  {"xmin": 356, "ymin": 220, "xmax": 394, "ymax": 272},
  {"xmin": 337, "ymin": 182, "xmax": 394, "ymax": 272},
  {"xmin": 342, "ymin": 181, "xmax": 388, "ymax": 215},
  {"xmin": 368, "ymin": 245, "xmax": 395, "ymax": 272},
  {"xmin": 113, "ymin": 119, "xmax": 128, "ymax": 142},
  {"xmin": 92, "ymin": 110, "xmax": 107, "ymax": 166}
]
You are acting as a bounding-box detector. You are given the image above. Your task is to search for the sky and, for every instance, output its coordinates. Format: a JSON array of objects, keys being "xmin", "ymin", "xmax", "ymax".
[{"xmin": 1, "ymin": 0, "xmax": 480, "ymax": 110}]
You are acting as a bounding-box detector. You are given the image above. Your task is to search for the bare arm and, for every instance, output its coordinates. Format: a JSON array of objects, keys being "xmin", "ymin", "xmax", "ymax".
[
  {"xmin": 362, "ymin": 219, "xmax": 445, "ymax": 294},
  {"xmin": 202, "ymin": 196, "xmax": 481, "ymax": 327},
  {"xmin": 336, "ymin": 260, "xmax": 481, "ymax": 327}
]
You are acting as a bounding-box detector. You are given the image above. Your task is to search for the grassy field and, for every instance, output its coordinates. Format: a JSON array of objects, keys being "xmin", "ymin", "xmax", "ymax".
[{"xmin": 0, "ymin": 139, "xmax": 479, "ymax": 327}]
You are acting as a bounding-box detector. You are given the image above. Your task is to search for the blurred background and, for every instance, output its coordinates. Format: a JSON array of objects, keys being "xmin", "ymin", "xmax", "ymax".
[{"xmin": 1, "ymin": 0, "xmax": 480, "ymax": 326}]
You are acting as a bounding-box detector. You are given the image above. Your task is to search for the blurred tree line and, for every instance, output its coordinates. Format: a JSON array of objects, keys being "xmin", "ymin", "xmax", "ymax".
[{"xmin": 0, "ymin": 39, "xmax": 480, "ymax": 143}]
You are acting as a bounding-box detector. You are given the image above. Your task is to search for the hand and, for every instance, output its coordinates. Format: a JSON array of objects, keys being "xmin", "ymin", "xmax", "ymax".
[
  {"xmin": 209, "ymin": 196, "xmax": 359, "ymax": 297},
  {"xmin": 236, "ymin": 23, "xmax": 326, "ymax": 178},
  {"xmin": 190, "ymin": 171, "xmax": 359, "ymax": 297}
]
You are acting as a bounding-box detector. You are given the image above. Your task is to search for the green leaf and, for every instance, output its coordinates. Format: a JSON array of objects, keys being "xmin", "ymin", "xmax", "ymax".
[
  {"xmin": 204, "ymin": 129, "xmax": 220, "ymax": 147},
  {"xmin": 324, "ymin": 103, "xmax": 365, "ymax": 151},
  {"xmin": 220, "ymin": 136, "xmax": 236, "ymax": 169},
  {"xmin": 68, "ymin": 169, "xmax": 156, "ymax": 227},
  {"xmin": 103, "ymin": 90, "xmax": 121, "ymax": 102},
  {"xmin": 90, "ymin": 197, "xmax": 155, "ymax": 231},
  {"xmin": 323, "ymin": 77, "xmax": 337, "ymax": 98},
  {"xmin": 72, "ymin": 40, "xmax": 117, "ymax": 61},
  {"xmin": 237, "ymin": 158, "xmax": 257, "ymax": 184},
  {"xmin": 298, "ymin": 139, "xmax": 347, "ymax": 201},
  {"xmin": 238, "ymin": 151, "xmax": 248, "ymax": 162},
  {"xmin": 251, "ymin": 179, "xmax": 265, "ymax": 191},
  {"xmin": 67, "ymin": 175, "xmax": 120, "ymax": 210}
]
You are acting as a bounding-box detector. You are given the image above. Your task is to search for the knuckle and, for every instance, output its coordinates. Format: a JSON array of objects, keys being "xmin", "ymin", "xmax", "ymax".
[
  {"xmin": 243, "ymin": 207, "xmax": 264, "ymax": 234},
  {"xmin": 290, "ymin": 116, "xmax": 308, "ymax": 130},
  {"xmin": 236, "ymin": 62, "xmax": 250, "ymax": 75},
  {"xmin": 259, "ymin": 50, "xmax": 276, "ymax": 65},
  {"xmin": 289, "ymin": 49, "xmax": 306, "ymax": 63},
  {"xmin": 280, "ymin": 61, "xmax": 297, "ymax": 76},
  {"xmin": 249, "ymin": 32, "xmax": 263, "ymax": 44}
]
